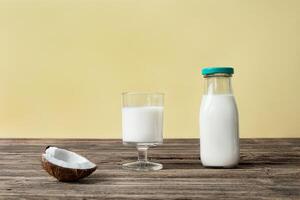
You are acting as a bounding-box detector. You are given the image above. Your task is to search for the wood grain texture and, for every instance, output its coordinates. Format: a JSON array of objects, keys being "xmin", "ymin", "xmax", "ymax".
[{"xmin": 0, "ymin": 139, "xmax": 299, "ymax": 200}]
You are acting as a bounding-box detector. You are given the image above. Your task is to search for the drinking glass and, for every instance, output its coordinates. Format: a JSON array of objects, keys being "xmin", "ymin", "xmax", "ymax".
[{"xmin": 122, "ymin": 92, "xmax": 164, "ymax": 171}]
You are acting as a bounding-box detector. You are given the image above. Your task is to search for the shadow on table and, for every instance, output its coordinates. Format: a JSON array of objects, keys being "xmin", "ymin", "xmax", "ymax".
[
  {"xmin": 160, "ymin": 155, "xmax": 298, "ymax": 170},
  {"xmin": 65, "ymin": 177, "xmax": 102, "ymax": 185},
  {"xmin": 162, "ymin": 162, "xmax": 203, "ymax": 170}
]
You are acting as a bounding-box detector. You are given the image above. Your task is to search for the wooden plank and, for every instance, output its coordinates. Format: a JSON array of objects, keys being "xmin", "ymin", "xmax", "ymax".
[{"xmin": 0, "ymin": 139, "xmax": 299, "ymax": 199}]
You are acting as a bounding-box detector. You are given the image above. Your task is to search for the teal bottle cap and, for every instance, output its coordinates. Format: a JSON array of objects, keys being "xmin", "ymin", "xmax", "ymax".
[{"xmin": 202, "ymin": 67, "xmax": 234, "ymax": 75}]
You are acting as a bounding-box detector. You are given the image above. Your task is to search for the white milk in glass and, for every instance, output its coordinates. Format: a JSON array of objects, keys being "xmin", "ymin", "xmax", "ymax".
[{"xmin": 122, "ymin": 106, "xmax": 163, "ymax": 144}]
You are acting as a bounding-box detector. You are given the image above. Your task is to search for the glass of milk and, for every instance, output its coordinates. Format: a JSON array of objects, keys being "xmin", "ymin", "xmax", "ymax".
[
  {"xmin": 200, "ymin": 67, "xmax": 239, "ymax": 168},
  {"xmin": 122, "ymin": 92, "xmax": 164, "ymax": 171}
]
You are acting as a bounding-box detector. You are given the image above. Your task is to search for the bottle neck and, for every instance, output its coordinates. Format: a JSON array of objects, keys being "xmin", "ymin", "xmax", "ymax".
[{"xmin": 203, "ymin": 74, "xmax": 233, "ymax": 95}]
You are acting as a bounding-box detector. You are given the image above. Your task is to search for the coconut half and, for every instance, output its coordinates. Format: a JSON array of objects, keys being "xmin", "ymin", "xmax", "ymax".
[{"xmin": 41, "ymin": 146, "xmax": 97, "ymax": 182}]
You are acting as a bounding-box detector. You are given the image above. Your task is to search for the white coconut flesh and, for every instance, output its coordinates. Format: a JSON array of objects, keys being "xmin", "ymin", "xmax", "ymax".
[{"xmin": 43, "ymin": 147, "xmax": 96, "ymax": 169}]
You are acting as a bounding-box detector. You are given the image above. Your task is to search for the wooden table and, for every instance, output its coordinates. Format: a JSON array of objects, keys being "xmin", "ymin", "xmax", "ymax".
[{"xmin": 0, "ymin": 139, "xmax": 299, "ymax": 199}]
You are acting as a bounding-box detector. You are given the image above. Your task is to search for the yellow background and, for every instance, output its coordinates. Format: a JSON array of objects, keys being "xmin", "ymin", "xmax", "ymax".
[{"xmin": 0, "ymin": 0, "xmax": 299, "ymax": 138}]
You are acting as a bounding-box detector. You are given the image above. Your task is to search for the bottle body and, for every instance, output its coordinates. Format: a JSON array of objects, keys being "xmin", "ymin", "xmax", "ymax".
[
  {"xmin": 200, "ymin": 94, "xmax": 239, "ymax": 167},
  {"xmin": 199, "ymin": 68, "xmax": 239, "ymax": 168}
]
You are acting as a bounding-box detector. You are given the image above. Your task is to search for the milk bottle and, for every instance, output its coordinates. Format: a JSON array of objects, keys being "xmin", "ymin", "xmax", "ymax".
[{"xmin": 200, "ymin": 67, "xmax": 239, "ymax": 168}]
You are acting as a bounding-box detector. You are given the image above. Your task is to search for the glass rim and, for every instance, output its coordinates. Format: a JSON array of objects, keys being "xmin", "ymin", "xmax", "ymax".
[{"xmin": 122, "ymin": 92, "xmax": 164, "ymax": 96}]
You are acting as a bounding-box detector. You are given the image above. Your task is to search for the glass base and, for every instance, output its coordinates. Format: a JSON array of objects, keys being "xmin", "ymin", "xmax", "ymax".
[{"xmin": 122, "ymin": 161, "xmax": 163, "ymax": 171}]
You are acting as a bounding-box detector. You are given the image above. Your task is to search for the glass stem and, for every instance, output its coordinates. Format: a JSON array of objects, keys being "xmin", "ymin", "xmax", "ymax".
[{"xmin": 137, "ymin": 146, "xmax": 149, "ymax": 163}]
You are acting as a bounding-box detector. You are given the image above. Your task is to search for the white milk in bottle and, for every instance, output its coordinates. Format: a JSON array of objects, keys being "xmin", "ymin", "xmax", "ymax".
[{"xmin": 200, "ymin": 67, "xmax": 239, "ymax": 168}]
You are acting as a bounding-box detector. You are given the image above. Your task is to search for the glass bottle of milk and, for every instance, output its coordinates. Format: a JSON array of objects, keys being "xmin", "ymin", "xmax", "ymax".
[{"xmin": 200, "ymin": 67, "xmax": 239, "ymax": 168}]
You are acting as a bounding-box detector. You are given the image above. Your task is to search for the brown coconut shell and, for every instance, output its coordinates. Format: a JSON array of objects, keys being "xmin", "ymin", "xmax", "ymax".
[{"xmin": 41, "ymin": 147, "xmax": 97, "ymax": 182}]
